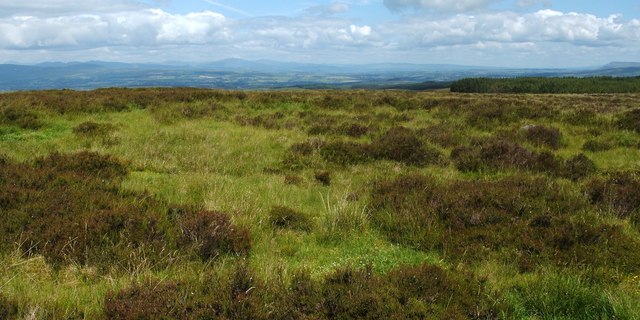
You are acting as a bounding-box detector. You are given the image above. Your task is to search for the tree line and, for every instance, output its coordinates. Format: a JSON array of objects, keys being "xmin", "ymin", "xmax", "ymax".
[{"xmin": 450, "ymin": 77, "xmax": 640, "ymax": 94}]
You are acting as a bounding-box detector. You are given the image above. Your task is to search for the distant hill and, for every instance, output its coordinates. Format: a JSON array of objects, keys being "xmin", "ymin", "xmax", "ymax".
[
  {"xmin": 0, "ymin": 60, "xmax": 639, "ymax": 91},
  {"xmin": 602, "ymin": 62, "xmax": 640, "ymax": 69},
  {"xmin": 587, "ymin": 62, "xmax": 640, "ymax": 77}
]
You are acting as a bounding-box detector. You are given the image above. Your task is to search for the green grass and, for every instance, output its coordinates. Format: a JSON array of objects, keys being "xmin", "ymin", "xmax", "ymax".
[{"xmin": 1, "ymin": 89, "xmax": 640, "ymax": 319}]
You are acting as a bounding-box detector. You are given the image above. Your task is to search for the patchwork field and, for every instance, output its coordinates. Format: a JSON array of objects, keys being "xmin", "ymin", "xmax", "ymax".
[{"xmin": 1, "ymin": 88, "xmax": 640, "ymax": 319}]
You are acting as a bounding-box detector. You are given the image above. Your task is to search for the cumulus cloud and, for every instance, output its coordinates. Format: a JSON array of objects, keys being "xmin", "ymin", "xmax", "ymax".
[
  {"xmin": 0, "ymin": 0, "xmax": 149, "ymax": 17},
  {"xmin": 383, "ymin": 0, "xmax": 499, "ymax": 12},
  {"xmin": 305, "ymin": 2, "xmax": 350, "ymax": 16},
  {"xmin": 0, "ymin": 1, "xmax": 638, "ymax": 66},
  {"xmin": 516, "ymin": 0, "xmax": 549, "ymax": 7},
  {"xmin": 0, "ymin": 9, "xmax": 229, "ymax": 49},
  {"xmin": 380, "ymin": 10, "xmax": 640, "ymax": 48},
  {"xmin": 242, "ymin": 17, "xmax": 377, "ymax": 50}
]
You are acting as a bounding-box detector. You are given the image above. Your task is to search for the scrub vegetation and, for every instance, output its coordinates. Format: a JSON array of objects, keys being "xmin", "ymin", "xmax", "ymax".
[
  {"xmin": 1, "ymin": 88, "xmax": 640, "ymax": 319},
  {"xmin": 451, "ymin": 76, "xmax": 640, "ymax": 94}
]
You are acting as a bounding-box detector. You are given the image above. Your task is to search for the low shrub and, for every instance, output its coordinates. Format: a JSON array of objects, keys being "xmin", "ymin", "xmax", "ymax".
[
  {"xmin": 617, "ymin": 108, "xmax": 640, "ymax": 132},
  {"xmin": 269, "ymin": 206, "xmax": 313, "ymax": 232},
  {"xmin": 339, "ymin": 123, "xmax": 370, "ymax": 138},
  {"xmin": 304, "ymin": 263, "xmax": 496, "ymax": 319},
  {"xmin": 417, "ymin": 124, "xmax": 465, "ymax": 148},
  {"xmin": 281, "ymin": 139, "xmax": 325, "ymax": 170},
  {"xmin": 563, "ymin": 108, "xmax": 601, "ymax": 126},
  {"xmin": 309, "ymin": 121, "xmax": 372, "ymax": 138},
  {"xmin": 72, "ymin": 121, "xmax": 115, "ymax": 136},
  {"xmin": 314, "ymin": 95, "xmax": 352, "ymax": 110},
  {"xmin": 582, "ymin": 139, "xmax": 613, "ymax": 152},
  {"xmin": 372, "ymin": 127, "xmax": 446, "ymax": 166},
  {"xmin": 370, "ymin": 174, "xmax": 640, "ymax": 272},
  {"xmin": 103, "ymin": 261, "xmax": 500, "ymax": 319},
  {"xmin": 0, "ymin": 152, "xmax": 176, "ymax": 269},
  {"xmin": 289, "ymin": 140, "xmax": 325, "ymax": 156},
  {"xmin": 561, "ymin": 153, "xmax": 597, "ymax": 181},
  {"xmin": 284, "ymin": 174, "xmax": 303, "ymax": 185},
  {"xmin": 33, "ymin": 150, "xmax": 128, "ymax": 180},
  {"xmin": 315, "ymin": 171, "xmax": 331, "ymax": 186},
  {"xmin": 389, "ymin": 263, "xmax": 497, "ymax": 319},
  {"xmin": 269, "ymin": 269, "xmax": 322, "ymax": 319},
  {"xmin": 308, "ymin": 123, "xmax": 335, "ymax": 135},
  {"xmin": 321, "ymin": 266, "xmax": 401, "ymax": 319},
  {"xmin": 465, "ymin": 103, "xmax": 528, "ymax": 129},
  {"xmin": 104, "ymin": 281, "xmax": 188, "ymax": 320},
  {"xmin": 0, "ymin": 293, "xmax": 19, "ymax": 320},
  {"xmin": 107, "ymin": 263, "xmax": 267, "ymax": 319},
  {"xmin": 178, "ymin": 210, "xmax": 251, "ymax": 260},
  {"xmin": 585, "ymin": 172, "xmax": 640, "ymax": 223},
  {"xmin": 237, "ymin": 112, "xmax": 292, "ymax": 130},
  {"xmin": 320, "ymin": 141, "xmax": 373, "ymax": 165},
  {"xmin": 178, "ymin": 102, "xmax": 224, "ymax": 119},
  {"xmin": 522, "ymin": 125, "xmax": 563, "ymax": 149},
  {"xmin": 1, "ymin": 106, "xmax": 42, "ymax": 129},
  {"xmin": 451, "ymin": 138, "xmax": 560, "ymax": 174}
]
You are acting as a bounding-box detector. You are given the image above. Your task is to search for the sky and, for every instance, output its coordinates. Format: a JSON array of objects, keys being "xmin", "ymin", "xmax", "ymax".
[{"xmin": 0, "ymin": 0, "xmax": 639, "ymax": 67}]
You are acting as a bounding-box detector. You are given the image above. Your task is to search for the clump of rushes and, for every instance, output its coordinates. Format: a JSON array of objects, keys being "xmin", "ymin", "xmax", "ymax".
[
  {"xmin": 269, "ymin": 206, "xmax": 313, "ymax": 232},
  {"xmin": 281, "ymin": 139, "xmax": 325, "ymax": 170},
  {"xmin": 506, "ymin": 272, "xmax": 617, "ymax": 319}
]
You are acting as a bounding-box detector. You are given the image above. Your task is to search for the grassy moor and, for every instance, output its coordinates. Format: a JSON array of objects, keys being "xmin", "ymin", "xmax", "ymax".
[{"xmin": 1, "ymin": 88, "xmax": 640, "ymax": 319}]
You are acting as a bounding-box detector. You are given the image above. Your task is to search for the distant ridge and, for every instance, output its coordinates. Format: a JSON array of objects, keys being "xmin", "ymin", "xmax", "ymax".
[
  {"xmin": 0, "ymin": 60, "xmax": 639, "ymax": 91},
  {"xmin": 602, "ymin": 62, "xmax": 640, "ymax": 69}
]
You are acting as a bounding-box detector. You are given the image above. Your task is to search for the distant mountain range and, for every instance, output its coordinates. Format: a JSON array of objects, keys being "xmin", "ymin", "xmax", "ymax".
[{"xmin": 0, "ymin": 59, "xmax": 639, "ymax": 91}]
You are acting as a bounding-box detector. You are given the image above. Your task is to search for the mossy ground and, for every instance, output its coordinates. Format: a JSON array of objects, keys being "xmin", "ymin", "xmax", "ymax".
[{"xmin": 1, "ymin": 89, "xmax": 640, "ymax": 319}]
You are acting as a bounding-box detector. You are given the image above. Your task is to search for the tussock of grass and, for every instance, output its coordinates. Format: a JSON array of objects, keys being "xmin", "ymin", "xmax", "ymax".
[
  {"xmin": 269, "ymin": 205, "xmax": 314, "ymax": 232},
  {"xmin": 1, "ymin": 88, "xmax": 640, "ymax": 318}
]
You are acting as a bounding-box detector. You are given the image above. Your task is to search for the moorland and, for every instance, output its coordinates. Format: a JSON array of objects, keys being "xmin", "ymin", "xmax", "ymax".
[{"xmin": 1, "ymin": 88, "xmax": 640, "ymax": 319}]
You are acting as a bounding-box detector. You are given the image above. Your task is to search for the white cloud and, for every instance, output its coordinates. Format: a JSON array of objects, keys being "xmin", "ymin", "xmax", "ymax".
[
  {"xmin": 244, "ymin": 17, "xmax": 378, "ymax": 50},
  {"xmin": 517, "ymin": 0, "xmax": 549, "ymax": 8},
  {"xmin": 0, "ymin": 2, "xmax": 638, "ymax": 66},
  {"xmin": 383, "ymin": 0, "xmax": 499, "ymax": 12},
  {"xmin": 0, "ymin": 0, "xmax": 149, "ymax": 17},
  {"xmin": 0, "ymin": 9, "xmax": 229, "ymax": 49},
  {"xmin": 350, "ymin": 25, "xmax": 372, "ymax": 36},
  {"xmin": 305, "ymin": 2, "xmax": 350, "ymax": 16},
  {"xmin": 380, "ymin": 10, "xmax": 640, "ymax": 48}
]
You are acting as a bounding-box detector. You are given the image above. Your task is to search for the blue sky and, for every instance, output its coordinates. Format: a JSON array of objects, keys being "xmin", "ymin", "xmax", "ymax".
[{"xmin": 0, "ymin": 0, "xmax": 639, "ymax": 67}]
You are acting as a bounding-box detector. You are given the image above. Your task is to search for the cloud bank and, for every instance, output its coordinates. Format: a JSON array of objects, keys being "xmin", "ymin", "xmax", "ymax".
[
  {"xmin": 0, "ymin": 0, "xmax": 638, "ymax": 66},
  {"xmin": 383, "ymin": 0, "xmax": 499, "ymax": 12}
]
